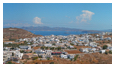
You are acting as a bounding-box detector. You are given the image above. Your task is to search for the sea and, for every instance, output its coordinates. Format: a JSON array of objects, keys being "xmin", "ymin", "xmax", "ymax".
[{"xmin": 30, "ymin": 31, "xmax": 99, "ymax": 36}]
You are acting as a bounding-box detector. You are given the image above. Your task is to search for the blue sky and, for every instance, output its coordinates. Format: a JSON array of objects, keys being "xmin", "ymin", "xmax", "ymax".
[{"xmin": 3, "ymin": 3, "xmax": 112, "ymax": 30}]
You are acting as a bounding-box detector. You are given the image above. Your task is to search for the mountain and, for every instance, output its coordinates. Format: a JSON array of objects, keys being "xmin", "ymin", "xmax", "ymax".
[
  {"xmin": 3, "ymin": 28, "xmax": 42, "ymax": 40},
  {"xmin": 101, "ymin": 29, "xmax": 112, "ymax": 32},
  {"xmin": 21, "ymin": 26, "xmax": 102, "ymax": 33}
]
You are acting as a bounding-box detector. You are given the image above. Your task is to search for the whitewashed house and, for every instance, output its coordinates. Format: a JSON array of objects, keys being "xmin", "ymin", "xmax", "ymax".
[
  {"xmin": 67, "ymin": 54, "xmax": 75, "ymax": 59},
  {"xmin": 4, "ymin": 42, "xmax": 13, "ymax": 44},
  {"xmin": 44, "ymin": 44, "xmax": 52, "ymax": 47},
  {"xmin": 79, "ymin": 48, "xmax": 89, "ymax": 53},
  {"xmin": 69, "ymin": 45, "xmax": 74, "ymax": 49},
  {"xmin": 35, "ymin": 49, "xmax": 45, "ymax": 54},
  {"xmin": 91, "ymin": 48, "xmax": 97, "ymax": 52},
  {"xmin": 19, "ymin": 45, "xmax": 31, "ymax": 50},
  {"xmin": 107, "ymin": 47, "xmax": 112, "ymax": 50},
  {"xmin": 84, "ymin": 39, "xmax": 89, "ymax": 43},
  {"xmin": 61, "ymin": 54, "xmax": 68, "ymax": 59},
  {"xmin": 14, "ymin": 50, "xmax": 23, "ymax": 59},
  {"xmin": 84, "ymin": 44, "xmax": 89, "ymax": 46},
  {"xmin": 100, "ymin": 50, "xmax": 106, "ymax": 53},
  {"xmin": 106, "ymin": 37, "xmax": 111, "ymax": 40},
  {"xmin": 32, "ymin": 44, "xmax": 38, "ymax": 47}
]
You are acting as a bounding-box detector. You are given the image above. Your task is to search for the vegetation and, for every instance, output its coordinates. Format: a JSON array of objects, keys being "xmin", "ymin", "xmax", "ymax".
[
  {"xmin": 6, "ymin": 61, "xmax": 13, "ymax": 64},
  {"xmin": 12, "ymin": 53, "xmax": 14, "ymax": 56},
  {"xmin": 38, "ymin": 56, "xmax": 42, "ymax": 58},
  {"xmin": 45, "ymin": 47, "xmax": 48, "ymax": 50},
  {"xmin": 50, "ymin": 47, "xmax": 55, "ymax": 50},
  {"xmin": 52, "ymin": 43, "xmax": 55, "ymax": 45},
  {"xmin": 50, "ymin": 62, "xmax": 54, "ymax": 64},
  {"xmin": 47, "ymin": 57, "xmax": 50, "ymax": 60},
  {"xmin": 3, "ymin": 41, "xmax": 32, "ymax": 48},
  {"xmin": 109, "ymin": 50, "xmax": 112, "ymax": 54},
  {"xmin": 74, "ymin": 55, "xmax": 79, "ymax": 61},
  {"xmin": 60, "ymin": 39, "xmax": 63, "ymax": 41},
  {"xmin": 105, "ymin": 51, "xmax": 108, "ymax": 54},
  {"xmin": 32, "ymin": 57, "xmax": 38, "ymax": 60},
  {"xmin": 9, "ymin": 39, "xmax": 16, "ymax": 41},
  {"xmin": 3, "ymin": 43, "xmax": 18, "ymax": 48},
  {"xmin": 103, "ymin": 45, "xmax": 108, "ymax": 49},
  {"xmin": 70, "ymin": 43, "xmax": 74, "ymax": 45},
  {"xmin": 20, "ymin": 50, "xmax": 25, "ymax": 53},
  {"xmin": 40, "ymin": 46, "xmax": 45, "ymax": 50},
  {"xmin": 10, "ymin": 47, "xmax": 15, "ymax": 50},
  {"xmin": 56, "ymin": 47, "xmax": 61, "ymax": 50}
]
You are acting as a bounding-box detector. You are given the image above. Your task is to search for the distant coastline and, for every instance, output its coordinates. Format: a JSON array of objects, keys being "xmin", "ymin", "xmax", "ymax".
[{"xmin": 29, "ymin": 31, "xmax": 100, "ymax": 36}]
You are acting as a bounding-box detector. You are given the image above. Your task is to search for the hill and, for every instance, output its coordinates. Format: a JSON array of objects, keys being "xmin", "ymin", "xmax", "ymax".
[
  {"xmin": 3, "ymin": 28, "xmax": 42, "ymax": 40},
  {"xmin": 21, "ymin": 26, "xmax": 102, "ymax": 33}
]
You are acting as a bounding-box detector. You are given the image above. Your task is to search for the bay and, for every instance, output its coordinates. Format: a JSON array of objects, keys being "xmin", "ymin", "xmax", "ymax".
[{"xmin": 29, "ymin": 31, "xmax": 98, "ymax": 36}]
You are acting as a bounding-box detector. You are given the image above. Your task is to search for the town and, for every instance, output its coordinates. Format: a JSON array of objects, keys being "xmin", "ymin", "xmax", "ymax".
[{"xmin": 3, "ymin": 32, "xmax": 112, "ymax": 64}]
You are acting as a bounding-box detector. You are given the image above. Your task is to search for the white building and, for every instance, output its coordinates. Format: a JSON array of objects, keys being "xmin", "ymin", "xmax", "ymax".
[
  {"xmin": 4, "ymin": 42, "xmax": 13, "ymax": 44},
  {"xmin": 61, "ymin": 54, "xmax": 68, "ymax": 59},
  {"xmin": 67, "ymin": 54, "xmax": 75, "ymax": 59},
  {"xmin": 100, "ymin": 50, "xmax": 106, "ymax": 53},
  {"xmin": 79, "ymin": 48, "xmax": 89, "ymax": 53},
  {"xmin": 44, "ymin": 44, "xmax": 52, "ymax": 47}
]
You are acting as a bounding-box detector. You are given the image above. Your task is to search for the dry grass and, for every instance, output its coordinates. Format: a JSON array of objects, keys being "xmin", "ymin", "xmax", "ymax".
[
  {"xmin": 64, "ymin": 50, "xmax": 83, "ymax": 54},
  {"xmin": 33, "ymin": 47, "xmax": 40, "ymax": 50}
]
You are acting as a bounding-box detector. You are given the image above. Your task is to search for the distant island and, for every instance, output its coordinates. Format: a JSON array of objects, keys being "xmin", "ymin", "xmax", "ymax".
[{"xmin": 20, "ymin": 26, "xmax": 109, "ymax": 32}]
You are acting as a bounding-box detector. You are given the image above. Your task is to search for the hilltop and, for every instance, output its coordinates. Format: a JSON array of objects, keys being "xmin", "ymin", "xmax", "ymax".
[
  {"xmin": 21, "ymin": 26, "xmax": 102, "ymax": 33},
  {"xmin": 3, "ymin": 28, "xmax": 42, "ymax": 41}
]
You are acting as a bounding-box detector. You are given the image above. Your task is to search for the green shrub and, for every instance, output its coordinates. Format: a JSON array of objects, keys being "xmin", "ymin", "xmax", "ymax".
[
  {"xmin": 6, "ymin": 61, "xmax": 13, "ymax": 64},
  {"xmin": 70, "ymin": 43, "xmax": 74, "ymax": 45},
  {"xmin": 32, "ymin": 57, "xmax": 38, "ymax": 60},
  {"xmin": 74, "ymin": 55, "xmax": 79, "ymax": 61},
  {"xmin": 103, "ymin": 45, "xmax": 108, "ymax": 49},
  {"xmin": 47, "ymin": 57, "xmax": 50, "ymax": 60},
  {"xmin": 50, "ymin": 62, "xmax": 54, "ymax": 64},
  {"xmin": 109, "ymin": 50, "xmax": 112, "ymax": 54},
  {"xmin": 105, "ymin": 51, "xmax": 108, "ymax": 54}
]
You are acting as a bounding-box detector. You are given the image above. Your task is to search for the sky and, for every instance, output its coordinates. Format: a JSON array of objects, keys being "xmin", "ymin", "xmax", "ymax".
[{"xmin": 3, "ymin": 3, "xmax": 112, "ymax": 30}]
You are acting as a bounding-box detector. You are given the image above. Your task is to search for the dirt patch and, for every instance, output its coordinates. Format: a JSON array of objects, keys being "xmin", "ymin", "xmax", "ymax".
[{"xmin": 64, "ymin": 50, "xmax": 83, "ymax": 54}]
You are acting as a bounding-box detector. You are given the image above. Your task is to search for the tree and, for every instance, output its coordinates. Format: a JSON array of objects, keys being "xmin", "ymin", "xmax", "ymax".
[
  {"xmin": 45, "ymin": 47, "xmax": 48, "ymax": 50},
  {"xmin": 105, "ymin": 51, "xmax": 108, "ymax": 54},
  {"xmin": 41, "ymin": 46, "xmax": 45, "ymax": 50},
  {"xmin": 20, "ymin": 50, "xmax": 25, "ymax": 53},
  {"xmin": 50, "ymin": 47, "xmax": 54, "ymax": 50},
  {"xmin": 11, "ymin": 47, "xmax": 14, "ymax": 50},
  {"xmin": 109, "ymin": 50, "xmax": 112, "ymax": 54},
  {"xmin": 103, "ymin": 45, "xmax": 108, "ymax": 49},
  {"xmin": 12, "ymin": 53, "xmax": 14, "ymax": 56},
  {"xmin": 57, "ymin": 47, "xmax": 61, "ymax": 50},
  {"xmin": 60, "ymin": 39, "xmax": 63, "ymax": 41},
  {"xmin": 70, "ymin": 43, "xmax": 74, "ymax": 45}
]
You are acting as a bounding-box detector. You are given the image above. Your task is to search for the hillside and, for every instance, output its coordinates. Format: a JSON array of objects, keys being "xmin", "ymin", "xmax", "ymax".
[
  {"xmin": 3, "ymin": 28, "xmax": 42, "ymax": 40},
  {"xmin": 21, "ymin": 26, "xmax": 102, "ymax": 32}
]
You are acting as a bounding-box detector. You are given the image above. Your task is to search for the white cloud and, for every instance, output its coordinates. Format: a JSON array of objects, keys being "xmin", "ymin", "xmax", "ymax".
[
  {"xmin": 76, "ymin": 10, "xmax": 94, "ymax": 23},
  {"xmin": 33, "ymin": 17, "xmax": 43, "ymax": 24}
]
